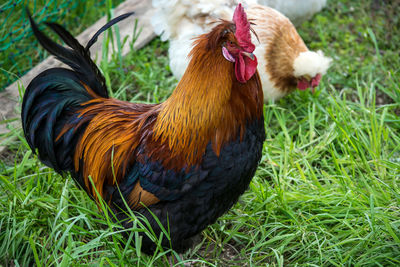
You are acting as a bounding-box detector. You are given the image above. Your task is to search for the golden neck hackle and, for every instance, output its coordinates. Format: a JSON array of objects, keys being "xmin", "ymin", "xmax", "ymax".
[{"xmin": 153, "ymin": 33, "xmax": 263, "ymax": 168}]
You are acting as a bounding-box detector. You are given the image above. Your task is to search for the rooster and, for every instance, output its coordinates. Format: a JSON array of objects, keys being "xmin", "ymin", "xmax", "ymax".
[
  {"xmin": 22, "ymin": 4, "xmax": 265, "ymax": 254},
  {"xmin": 152, "ymin": 0, "xmax": 332, "ymax": 102}
]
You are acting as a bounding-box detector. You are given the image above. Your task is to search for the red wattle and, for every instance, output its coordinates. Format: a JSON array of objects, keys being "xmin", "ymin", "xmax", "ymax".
[
  {"xmin": 311, "ymin": 73, "xmax": 322, "ymax": 88},
  {"xmin": 235, "ymin": 52, "xmax": 258, "ymax": 83},
  {"xmin": 297, "ymin": 79, "xmax": 310, "ymax": 90}
]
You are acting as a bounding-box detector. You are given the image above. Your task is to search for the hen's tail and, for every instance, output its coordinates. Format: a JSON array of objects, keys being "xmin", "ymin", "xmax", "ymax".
[{"xmin": 21, "ymin": 10, "xmax": 133, "ymax": 173}]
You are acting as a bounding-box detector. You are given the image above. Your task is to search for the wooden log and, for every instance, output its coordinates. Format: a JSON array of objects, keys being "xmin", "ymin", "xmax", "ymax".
[{"xmin": 0, "ymin": 0, "xmax": 156, "ymax": 153}]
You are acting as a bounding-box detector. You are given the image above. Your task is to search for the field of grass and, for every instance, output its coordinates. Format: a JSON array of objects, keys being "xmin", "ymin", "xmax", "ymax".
[{"xmin": 1, "ymin": 0, "xmax": 400, "ymax": 266}]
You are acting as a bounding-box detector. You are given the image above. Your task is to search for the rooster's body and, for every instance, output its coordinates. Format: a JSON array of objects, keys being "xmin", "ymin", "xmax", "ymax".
[
  {"xmin": 152, "ymin": 0, "xmax": 331, "ymax": 102},
  {"xmin": 22, "ymin": 6, "xmax": 264, "ymax": 254}
]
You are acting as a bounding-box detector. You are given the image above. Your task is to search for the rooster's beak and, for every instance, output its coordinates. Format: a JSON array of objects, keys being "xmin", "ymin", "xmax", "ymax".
[{"xmin": 242, "ymin": 51, "xmax": 255, "ymax": 60}]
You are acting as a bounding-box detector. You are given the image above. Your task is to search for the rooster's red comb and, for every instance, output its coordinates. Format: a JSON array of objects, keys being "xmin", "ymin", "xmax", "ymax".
[{"xmin": 233, "ymin": 3, "xmax": 255, "ymax": 53}]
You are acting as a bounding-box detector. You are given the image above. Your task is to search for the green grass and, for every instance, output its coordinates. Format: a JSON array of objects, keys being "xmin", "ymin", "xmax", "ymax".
[{"xmin": 1, "ymin": 0, "xmax": 400, "ymax": 265}]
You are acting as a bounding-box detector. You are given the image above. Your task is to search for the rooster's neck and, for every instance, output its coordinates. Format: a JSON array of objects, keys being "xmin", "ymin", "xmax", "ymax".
[{"xmin": 152, "ymin": 39, "xmax": 263, "ymax": 169}]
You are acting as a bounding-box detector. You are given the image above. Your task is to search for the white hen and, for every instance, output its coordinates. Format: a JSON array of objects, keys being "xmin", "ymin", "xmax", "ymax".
[
  {"xmin": 257, "ymin": 0, "xmax": 327, "ymax": 26},
  {"xmin": 152, "ymin": 0, "xmax": 331, "ymax": 101}
]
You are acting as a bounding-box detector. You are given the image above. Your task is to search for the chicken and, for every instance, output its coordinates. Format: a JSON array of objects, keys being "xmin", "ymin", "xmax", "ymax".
[
  {"xmin": 152, "ymin": 0, "xmax": 332, "ymax": 102},
  {"xmin": 21, "ymin": 4, "xmax": 265, "ymax": 254},
  {"xmin": 256, "ymin": 0, "xmax": 327, "ymax": 26}
]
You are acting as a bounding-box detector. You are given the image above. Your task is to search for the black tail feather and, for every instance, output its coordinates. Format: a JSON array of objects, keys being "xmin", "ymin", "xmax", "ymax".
[
  {"xmin": 26, "ymin": 8, "xmax": 109, "ymax": 98},
  {"xmin": 22, "ymin": 9, "xmax": 134, "ymax": 172},
  {"xmin": 22, "ymin": 69, "xmax": 94, "ymax": 171},
  {"xmin": 85, "ymin": 12, "xmax": 135, "ymax": 51},
  {"xmin": 26, "ymin": 9, "xmax": 134, "ymax": 98}
]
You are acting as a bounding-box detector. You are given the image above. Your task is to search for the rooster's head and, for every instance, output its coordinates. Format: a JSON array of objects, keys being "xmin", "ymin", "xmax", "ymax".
[{"xmin": 218, "ymin": 3, "xmax": 258, "ymax": 83}]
